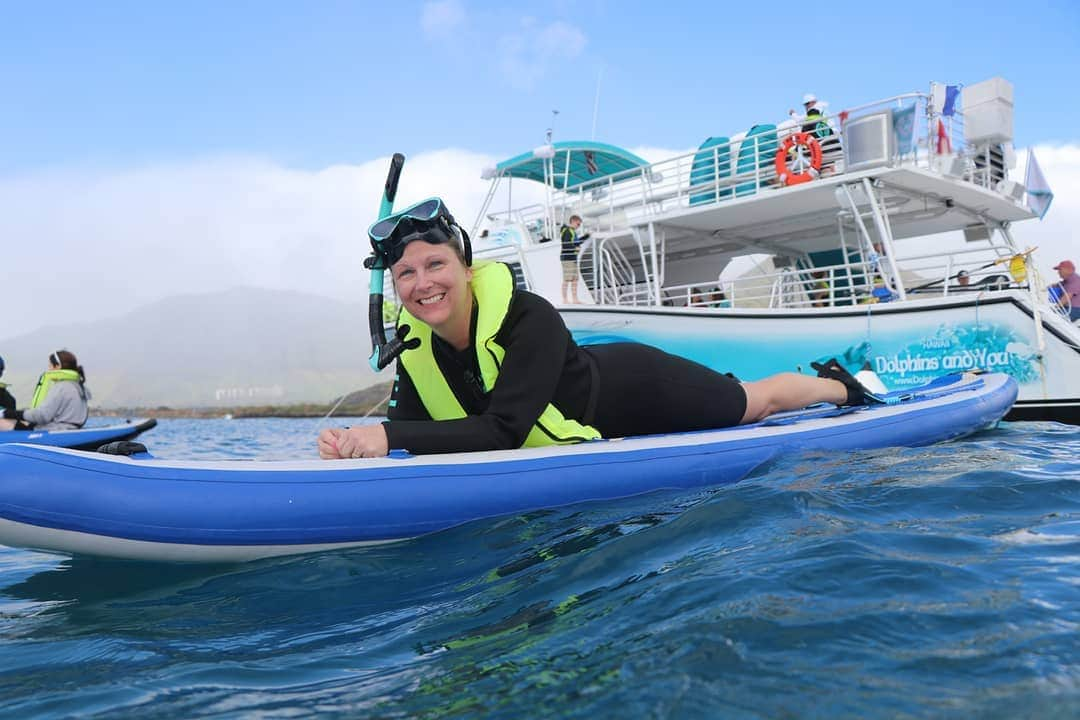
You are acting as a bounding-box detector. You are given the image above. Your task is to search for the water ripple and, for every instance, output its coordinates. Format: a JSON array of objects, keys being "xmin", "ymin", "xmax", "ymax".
[{"xmin": 0, "ymin": 419, "xmax": 1078, "ymax": 718}]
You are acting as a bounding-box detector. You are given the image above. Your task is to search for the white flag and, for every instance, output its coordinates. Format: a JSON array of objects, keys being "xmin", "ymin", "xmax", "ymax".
[{"xmin": 1024, "ymin": 148, "xmax": 1053, "ymax": 220}]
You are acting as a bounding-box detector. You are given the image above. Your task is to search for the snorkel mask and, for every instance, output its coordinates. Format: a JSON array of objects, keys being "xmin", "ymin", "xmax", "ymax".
[
  {"xmin": 368, "ymin": 197, "xmax": 473, "ymax": 268},
  {"xmin": 363, "ymin": 154, "xmax": 473, "ymax": 370}
]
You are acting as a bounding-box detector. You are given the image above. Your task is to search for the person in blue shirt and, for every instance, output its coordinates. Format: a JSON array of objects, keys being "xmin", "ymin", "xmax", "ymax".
[{"xmin": 1052, "ymin": 259, "xmax": 1080, "ymax": 321}]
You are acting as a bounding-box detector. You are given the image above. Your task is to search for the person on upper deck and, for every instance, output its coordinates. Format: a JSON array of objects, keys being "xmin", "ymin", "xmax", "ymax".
[
  {"xmin": 0, "ymin": 356, "xmax": 16, "ymax": 419},
  {"xmin": 789, "ymin": 94, "xmax": 833, "ymax": 138},
  {"xmin": 810, "ymin": 270, "xmax": 831, "ymax": 306},
  {"xmin": 560, "ymin": 215, "xmax": 589, "ymax": 304},
  {"xmin": 1052, "ymin": 259, "xmax": 1080, "ymax": 321},
  {"xmin": 317, "ymin": 197, "xmax": 883, "ymax": 459},
  {"xmin": 789, "ymin": 93, "xmax": 840, "ymax": 174},
  {"xmin": 0, "ymin": 349, "xmax": 90, "ymax": 431}
]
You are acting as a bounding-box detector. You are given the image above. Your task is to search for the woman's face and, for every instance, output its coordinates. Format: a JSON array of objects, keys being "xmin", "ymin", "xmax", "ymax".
[{"xmin": 391, "ymin": 241, "xmax": 473, "ymax": 336}]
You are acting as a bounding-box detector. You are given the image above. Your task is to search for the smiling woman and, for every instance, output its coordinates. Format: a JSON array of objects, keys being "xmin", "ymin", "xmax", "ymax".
[{"xmin": 317, "ymin": 197, "xmax": 873, "ymax": 459}]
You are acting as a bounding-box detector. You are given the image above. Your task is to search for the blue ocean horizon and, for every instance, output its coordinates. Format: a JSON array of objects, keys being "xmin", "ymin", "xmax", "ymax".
[{"xmin": 0, "ymin": 418, "xmax": 1077, "ymax": 718}]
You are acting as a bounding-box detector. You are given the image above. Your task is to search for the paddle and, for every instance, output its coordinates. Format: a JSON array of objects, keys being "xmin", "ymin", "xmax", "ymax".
[{"xmin": 907, "ymin": 247, "xmax": 1037, "ymax": 294}]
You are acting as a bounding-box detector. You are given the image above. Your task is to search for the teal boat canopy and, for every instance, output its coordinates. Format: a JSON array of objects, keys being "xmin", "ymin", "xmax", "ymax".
[{"xmin": 492, "ymin": 141, "xmax": 649, "ymax": 189}]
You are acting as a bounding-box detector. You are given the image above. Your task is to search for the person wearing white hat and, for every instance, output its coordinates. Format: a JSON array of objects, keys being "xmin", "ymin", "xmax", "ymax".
[
  {"xmin": 788, "ymin": 92, "xmax": 839, "ymax": 174},
  {"xmin": 789, "ymin": 93, "xmax": 831, "ymax": 135}
]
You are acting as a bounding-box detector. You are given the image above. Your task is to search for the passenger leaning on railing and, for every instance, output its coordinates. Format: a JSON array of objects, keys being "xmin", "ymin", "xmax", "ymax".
[
  {"xmin": 1051, "ymin": 259, "xmax": 1080, "ymax": 321},
  {"xmin": 810, "ymin": 271, "xmax": 831, "ymax": 306}
]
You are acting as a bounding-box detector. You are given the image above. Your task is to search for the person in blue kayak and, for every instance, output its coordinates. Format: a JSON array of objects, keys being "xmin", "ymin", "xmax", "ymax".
[
  {"xmin": 318, "ymin": 198, "xmax": 876, "ymax": 459},
  {"xmin": 0, "ymin": 349, "xmax": 90, "ymax": 431},
  {"xmin": 0, "ymin": 356, "xmax": 15, "ymax": 419}
]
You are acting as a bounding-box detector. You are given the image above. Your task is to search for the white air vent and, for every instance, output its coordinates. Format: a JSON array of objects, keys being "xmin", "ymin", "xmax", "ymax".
[{"xmin": 843, "ymin": 112, "xmax": 894, "ymax": 171}]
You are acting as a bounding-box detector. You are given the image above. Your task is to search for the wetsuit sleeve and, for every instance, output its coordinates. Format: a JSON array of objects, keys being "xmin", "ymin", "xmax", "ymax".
[
  {"xmin": 385, "ymin": 362, "xmax": 430, "ymax": 422},
  {"xmin": 0, "ymin": 388, "xmax": 15, "ymax": 416},
  {"xmin": 382, "ymin": 296, "xmax": 570, "ymax": 454}
]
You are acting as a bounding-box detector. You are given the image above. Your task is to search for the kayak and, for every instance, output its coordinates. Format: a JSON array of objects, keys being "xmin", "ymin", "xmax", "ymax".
[
  {"xmin": 0, "ymin": 374, "xmax": 1016, "ymax": 563},
  {"xmin": 0, "ymin": 418, "xmax": 157, "ymax": 451}
]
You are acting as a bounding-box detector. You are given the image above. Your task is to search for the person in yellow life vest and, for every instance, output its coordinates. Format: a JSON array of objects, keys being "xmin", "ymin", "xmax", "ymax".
[
  {"xmin": 318, "ymin": 198, "xmax": 875, "ymax": 459},
  {"xmin": 809, "ymin": 270, "xmax": 831, "ymax": 307},
  {"xmin": 0, "ymin": 349, "xmax": 90, "ymax": 432}
]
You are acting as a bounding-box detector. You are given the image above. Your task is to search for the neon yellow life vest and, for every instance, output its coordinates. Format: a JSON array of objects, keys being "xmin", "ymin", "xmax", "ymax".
[
  {"xmin": 805, "ymin": 108, "xmax": 833, "ymax": 138},
  {"xmin": 30, "ymin": 369, "xmax": 82, "ymax": 409},
  {"xmin": 397, "ymin": 261, "xmax": 601, "ymax": 447}
]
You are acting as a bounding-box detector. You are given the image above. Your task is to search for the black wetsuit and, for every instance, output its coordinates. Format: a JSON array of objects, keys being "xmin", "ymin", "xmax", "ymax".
[
  {"xmin": 0, "ymin": 385, "xmax": 15, "ymax": 419},
  {"xmin": 385, "ymin": 290, "xmax": 747, "ymax": 454}
]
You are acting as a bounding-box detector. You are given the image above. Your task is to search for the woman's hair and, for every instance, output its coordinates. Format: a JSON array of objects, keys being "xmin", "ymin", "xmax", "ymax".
[
  {"xmin": 448, "ymin": 227, "xmax": 468, "ymax": 264},
  {"xmin": 51, "ymin": 349, "xmax": 86, "ymax": 383},
  {"xmin": 392, "ymin": 228, "xmax": 467, "ymax": 270}
]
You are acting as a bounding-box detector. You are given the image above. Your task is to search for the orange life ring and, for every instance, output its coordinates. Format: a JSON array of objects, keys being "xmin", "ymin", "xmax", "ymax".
[{"xmin": 775, "ymin": 132, "xmax": 823, "ymax": 186}]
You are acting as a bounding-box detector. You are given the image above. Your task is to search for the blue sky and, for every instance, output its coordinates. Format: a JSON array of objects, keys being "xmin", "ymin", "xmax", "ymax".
[
  {"xmin": 2, "ymin": 0, "xmax": 1077, "ymax": 173},
  {"xmin": 1, "ymin": 1, "xmax": 1078, "ymax": 340}
]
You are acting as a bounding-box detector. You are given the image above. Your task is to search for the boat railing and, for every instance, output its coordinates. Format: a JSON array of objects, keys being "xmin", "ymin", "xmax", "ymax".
[
  {"xmin": 898, "ymin": 244, "xmax": 1025, "ymax": 297},
  {"xmin": 587, "ymin": 238, "xmax": 638, "ymax": 305},
  {"xmin": 484, "ymin": 204, "xmax": 551, "ymax": 241},
  {"xmin": 603, "ymin": 262, "xmax": 874, "ymax": 310},
  {"xmin": 471, "ymin": 242, "xmax": 537, "ymax": 289},
  {"xmin": 644, "ymin": 242, "xmax": 1043, "ymax": 312},
  {"xmin": 544, "ymin": 91, "xmax": 988, "ymax": 233}
]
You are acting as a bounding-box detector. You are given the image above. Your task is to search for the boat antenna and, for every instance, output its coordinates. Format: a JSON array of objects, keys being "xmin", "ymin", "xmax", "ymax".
[
  {"xmin": 591, "ymin": 67, "xmax": 603, "ymax": 140},
  {"xmin": 546, "ymin": 109, "xmax": 559, "ymax": 145}
]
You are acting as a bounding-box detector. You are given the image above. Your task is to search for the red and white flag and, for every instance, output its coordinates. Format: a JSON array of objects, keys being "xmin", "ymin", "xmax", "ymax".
[{"xmin": 936, "ymin": 119, "xmax": 952, "ymax": 155}]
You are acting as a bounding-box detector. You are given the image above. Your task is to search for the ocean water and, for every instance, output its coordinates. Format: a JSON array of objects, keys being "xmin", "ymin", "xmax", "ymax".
[{"xmin": 0, "ymin": 418, "xmax": 1078, "ymax": 719}]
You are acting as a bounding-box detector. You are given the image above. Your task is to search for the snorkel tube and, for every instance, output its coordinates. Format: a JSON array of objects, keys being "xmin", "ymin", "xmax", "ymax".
[{"xmin": 363, "ymin": 153, "xmax": 419, "ymax": 370}]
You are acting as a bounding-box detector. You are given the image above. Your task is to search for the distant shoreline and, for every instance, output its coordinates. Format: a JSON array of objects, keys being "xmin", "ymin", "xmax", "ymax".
[{"xmin": 93, "ymin": 383, "xmax": 393, "ymax": 420}]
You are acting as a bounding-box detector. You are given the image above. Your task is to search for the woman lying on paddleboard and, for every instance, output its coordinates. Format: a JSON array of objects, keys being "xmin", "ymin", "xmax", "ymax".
[{"xmin": 319, "ymin": 199, "xmax": 871, "ymax": 459}]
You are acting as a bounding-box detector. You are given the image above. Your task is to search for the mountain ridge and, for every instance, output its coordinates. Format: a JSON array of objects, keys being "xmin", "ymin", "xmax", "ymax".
[{"xmin": 0, "ymin": 286, "xmax": 388, "ymax": 408}]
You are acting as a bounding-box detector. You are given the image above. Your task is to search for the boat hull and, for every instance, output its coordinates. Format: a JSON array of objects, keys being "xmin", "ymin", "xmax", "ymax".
[
  {"xmin": 562, "ymin": 294, "xmax": 1079, "ymax": 425},
  {"xmin": 0, "ymin": 374, "xmax": 1016, "ymax": 563}
]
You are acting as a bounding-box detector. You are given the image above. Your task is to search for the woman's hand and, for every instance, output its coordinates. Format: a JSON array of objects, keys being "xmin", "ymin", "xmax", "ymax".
[{"xmin": 318, "ymin": 425, "xmax": 389, "ymax": 459}]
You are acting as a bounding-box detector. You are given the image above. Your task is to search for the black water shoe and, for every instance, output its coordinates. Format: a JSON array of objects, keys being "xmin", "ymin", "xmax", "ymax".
[{"xmin": 811, "ymin": 358, "xmax": 883, "ymax": 406}]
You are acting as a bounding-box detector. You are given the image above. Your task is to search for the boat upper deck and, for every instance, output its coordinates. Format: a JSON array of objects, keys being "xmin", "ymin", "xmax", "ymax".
[
  {"xmin": 472, "ymin": 80, "xmax": 1058, "ymax": 315},
  {"xmin": 477, "ymin": 83, "xmax": 1033, "ymax": 255}
]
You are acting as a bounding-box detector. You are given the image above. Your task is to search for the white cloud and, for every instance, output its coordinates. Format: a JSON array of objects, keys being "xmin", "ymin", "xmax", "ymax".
[
  {"xmin": 421, "ymin": 0, "xmax": 465, "ymax": 37},
  {"xmin": 496, "ymin": 19, "xmax": 586, "ymax": 89},
  {"xmin": 1011, "ymin": 144, "xmax": 1080, "ymax": 275},
  {"xmin": 1, "ymin": 142, "xmax": 1075, "ymax": 341},
  {"xmin": 0, "ymin": 150, "xmax": 497, "ymax": 340}
]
